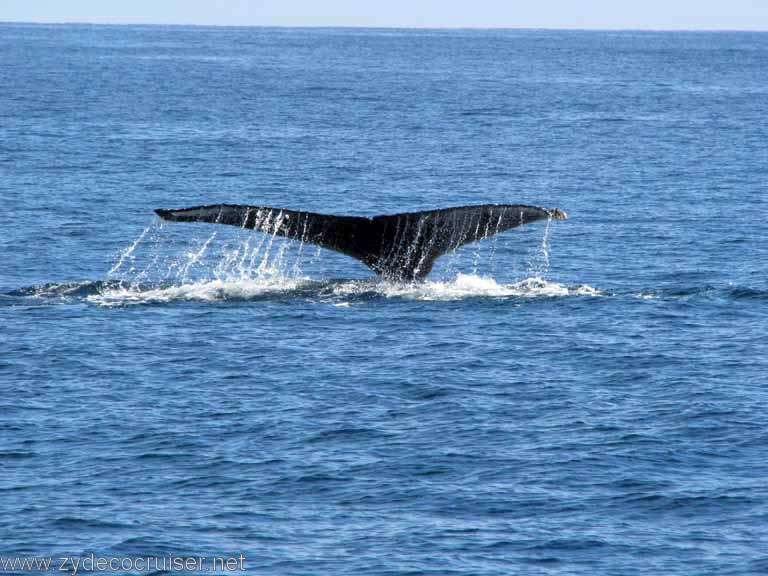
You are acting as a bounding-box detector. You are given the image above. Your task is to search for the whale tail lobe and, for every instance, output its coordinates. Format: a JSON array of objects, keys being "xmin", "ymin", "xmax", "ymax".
[{"xmin": 154, "ymin": 204, "xmax": 566, "ymax": 280}]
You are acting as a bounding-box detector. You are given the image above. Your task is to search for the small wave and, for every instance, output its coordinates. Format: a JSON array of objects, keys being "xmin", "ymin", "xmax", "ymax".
[
  {"xmin": 727, "ymin": 286, "xmax": 768, "ymax": 300},
  {"xmin": 619, "ymin": 492, "xmax": 757, "ymax": 513},
  {"xmin": 0, "ymin": 450, "xmax": 36, "ymax": 460},
  {"xmin": 5, "ymin": 280, "xmax": 120, "ymax": 299},
  {"xmin": 51, "ymin": 516, "xmax": 130, "ymax": 529},
  {"xmin": 659, "ymin": 285, "xmax": 718, "ymax": 298},
  {"xmin": 646, "ymin": 285, "xmax": 768, "ymax": 301}
]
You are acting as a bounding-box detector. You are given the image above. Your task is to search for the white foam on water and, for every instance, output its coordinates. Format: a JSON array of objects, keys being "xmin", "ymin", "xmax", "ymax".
[
  {"xmin": 334, "ymin": 273, "xmax": 604, "ymax": 302},
  {"xmin": 89, "ymin": 275, "xmax": 312, "ymax": 306},
  {"xmin": 87, "ymin": 273, "xmax": 606, "ymax": 307},
  {"xmin": 629, "ymin": 291, "xmax": 658, "ymax": 300}
]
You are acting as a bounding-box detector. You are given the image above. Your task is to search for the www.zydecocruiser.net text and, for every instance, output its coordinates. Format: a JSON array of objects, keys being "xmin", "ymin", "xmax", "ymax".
[{"xmin": 1, "ymin": 554, "xmax": 246, "ymax": 574}]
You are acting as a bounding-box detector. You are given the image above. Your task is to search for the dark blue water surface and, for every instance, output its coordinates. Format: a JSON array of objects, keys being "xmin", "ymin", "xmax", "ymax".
[{"xmin": 2, "ymin": 24, "xmax": 768, "ymax": 575}]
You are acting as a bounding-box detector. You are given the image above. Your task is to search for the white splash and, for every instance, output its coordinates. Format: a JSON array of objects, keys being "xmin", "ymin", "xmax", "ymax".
[
  {"xmin": 96, "ymin": 214, "xmax": 604, "ymax": 306},
  {"xmin": 108, "ymin": 225, "xmax": 152, "ymax": 276},
  {"xmin": 89, "ymin": 276, "xmax": 311, "ymax": 306},
  {"xmin": 332, "ymin": 273, "xmax": 602, "ymax": 302}
]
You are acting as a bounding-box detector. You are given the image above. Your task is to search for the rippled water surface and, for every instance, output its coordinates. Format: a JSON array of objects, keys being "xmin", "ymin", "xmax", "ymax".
[{"xmin": 2, "ymin": 24, "xmax": 767, "ymax": 575}]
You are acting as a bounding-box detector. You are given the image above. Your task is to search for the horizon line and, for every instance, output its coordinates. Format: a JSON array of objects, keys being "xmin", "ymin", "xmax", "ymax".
[{"xmin": 2, "ymin": 19, "xmax": 767, "ymax": 33}]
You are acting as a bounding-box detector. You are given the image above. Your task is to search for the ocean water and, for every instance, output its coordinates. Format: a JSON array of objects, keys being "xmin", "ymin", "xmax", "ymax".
[{"xmin": 1, "ymin": 23, "xmax": 768, "ymax": 575}]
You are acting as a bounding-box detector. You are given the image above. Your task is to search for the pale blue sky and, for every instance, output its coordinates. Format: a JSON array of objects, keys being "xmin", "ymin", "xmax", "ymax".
[{"xmin": 2, "ymin": 0, "xmax": 767, "ymax": 30}]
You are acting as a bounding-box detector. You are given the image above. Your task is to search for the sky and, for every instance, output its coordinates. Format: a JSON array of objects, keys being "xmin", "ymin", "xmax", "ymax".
[{"xmin": 1, "ymin": 0, "xmax": 767, "ymax": 30}]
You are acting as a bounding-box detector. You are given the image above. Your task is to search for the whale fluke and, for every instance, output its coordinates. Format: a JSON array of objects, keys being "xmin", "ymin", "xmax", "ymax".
[{"xmin": 154, "ymin": 204, "xmax": 567, "ymax": 280}]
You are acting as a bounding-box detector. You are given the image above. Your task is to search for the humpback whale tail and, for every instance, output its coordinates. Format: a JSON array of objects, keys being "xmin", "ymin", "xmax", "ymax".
[{"xmin": 154, "ymin": 204, "xmax": 567, "ymax": 280}]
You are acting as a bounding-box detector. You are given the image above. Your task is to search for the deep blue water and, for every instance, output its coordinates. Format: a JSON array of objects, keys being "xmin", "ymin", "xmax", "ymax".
[{"xmin": 2, "ymin": 23, "xmax": 768, "ymax": 575}]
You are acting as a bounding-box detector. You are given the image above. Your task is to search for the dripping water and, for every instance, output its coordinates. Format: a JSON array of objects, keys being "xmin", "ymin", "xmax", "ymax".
[{"xmin": 100, "ymin": 209, "xmax": 560, "ymax": 305}]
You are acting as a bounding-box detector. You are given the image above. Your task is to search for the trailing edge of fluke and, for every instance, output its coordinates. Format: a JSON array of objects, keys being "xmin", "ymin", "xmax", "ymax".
[{"xmin": 154, "ymin": 203, "xmax": 567, "ymax": 280}]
